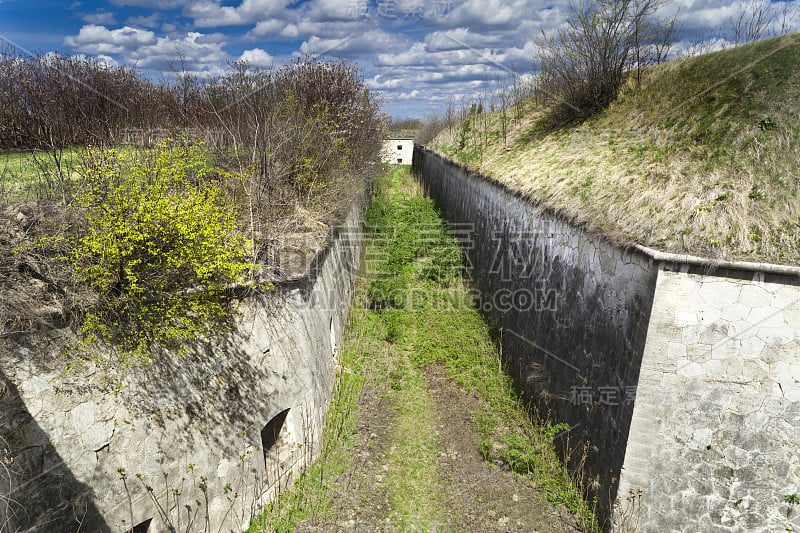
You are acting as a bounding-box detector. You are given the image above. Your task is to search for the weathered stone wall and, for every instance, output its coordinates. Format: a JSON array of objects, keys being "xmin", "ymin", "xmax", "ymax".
[
  {"xmin": 413, "ymin": 145, "xmax": 800, "ymax": 532},
  {"xmin": 0, "ymin": 196, "xmax": 366, "ymax": 532},
  {"xmin": 616, "ymin": 265, "xmax": 800, "ymax": 532},
  {"xmin": 412, "ymin": 145, "xmax": 658, "ymax": 520}
]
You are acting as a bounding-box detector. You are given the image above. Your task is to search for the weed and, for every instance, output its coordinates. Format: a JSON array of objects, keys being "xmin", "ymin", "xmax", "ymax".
[
  {"xmin": 715, "ymin": 191, "xmax": 733, "ymax": 202},
  {"xmin": 749, "ymin": 186, "xmax": 767, "ymax": 200},
  {"xmin": 760, "ymin": 117, "xmax": 779, "ymax": 131},
  {"xmin": 479, "ymin": 440, "xmax": 493, "ymax": 461}
]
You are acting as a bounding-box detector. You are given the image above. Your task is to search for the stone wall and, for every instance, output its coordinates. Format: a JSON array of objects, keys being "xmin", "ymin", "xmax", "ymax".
[
  {"xmin": 412, "ymin": 145, "xmax": 658, "ymax": 521},
  {"xmin": 616, "ymin": 265, "xmax": 800, "ymax": 532},
  {"xmin": 413, "ymin": 145, "xmax": 800, "ymax": 531},
  {"xmin": 0, "ymin": 195, "xmax": 366, "ymax": 532}
]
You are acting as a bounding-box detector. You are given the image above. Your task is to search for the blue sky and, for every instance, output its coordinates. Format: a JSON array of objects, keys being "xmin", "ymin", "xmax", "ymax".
[{"xmin": 1, "ymin": 0, "xmax": 798, "ymax": 118}]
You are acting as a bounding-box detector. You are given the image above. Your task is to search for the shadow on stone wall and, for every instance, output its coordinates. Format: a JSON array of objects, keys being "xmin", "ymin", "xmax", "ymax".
[
  {"xmin": 0, "ymin": 191, "xmax": 365, "ymax": 531},
  {"xmin": 0, "ymin": 370, "xmax": 110, "ymax": 533},
  {"xmin": 413, "ymin": 145, "xmax": 658, "ymax": 528}
]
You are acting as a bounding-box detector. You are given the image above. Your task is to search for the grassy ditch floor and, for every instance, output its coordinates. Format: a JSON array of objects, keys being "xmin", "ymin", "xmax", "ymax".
[{"xmin": 249, "ymin": 167, "xmax": 598, "ymax": 532}]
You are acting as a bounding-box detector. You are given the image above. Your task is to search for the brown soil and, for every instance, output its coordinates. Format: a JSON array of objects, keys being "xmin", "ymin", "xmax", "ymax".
[{"xmin": 295, "ymin": 362, "xmax": 581, "ymax": 533}]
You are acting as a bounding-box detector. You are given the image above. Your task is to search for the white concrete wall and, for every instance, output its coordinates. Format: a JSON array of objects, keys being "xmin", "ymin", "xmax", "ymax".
[
  {"xmin": 615, "ymin": 266, "xmax": 800, "ymax": 532},
  {"xmin": 382, "ymin": 139, "xmax": 414, "ymax": 165}
]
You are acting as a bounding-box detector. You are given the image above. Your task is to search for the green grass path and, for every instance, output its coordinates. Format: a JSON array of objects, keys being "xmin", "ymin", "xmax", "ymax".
[{"xmin": 249, "ymin": 167, "xmax": 598, "ymax": 532}]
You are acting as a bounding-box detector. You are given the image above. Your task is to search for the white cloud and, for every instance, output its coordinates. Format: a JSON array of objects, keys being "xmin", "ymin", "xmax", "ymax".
[
  {"xmin": 397, "ymin": 89, "xmax": 420, "ymax": 99},
  {"xmin": 281, "ymin": 20, "xmax": 366, "ymax": 40},
  {"xmin": 83, "ymin": 11, "xmax": 117, "ymax": 25},
  {"xmin": 299, "ymin": 29, "xmax": 406, "ymax": 56},
  {"xmin": 64, "ymin": 25, "xmax": 157, "ymax": 55},
  {"xmin": 96, "ymin": 54, "xmax": 119, "ymax": 68},
  {"xmin": 126, "ymin": 13, "xmax": 161, "ymax": 28},
  {"xmin": 424, "ymin": 28, "xmax": 504, "ymax": 52},
  {"xmin": 435, "ymin": 0, "xmax": 522, "ymax": 29},
  {"xmin": 128, "ymin": 31, "xmax": 228, "ymax": 70},
  {"xmin": 64, "ymin": 25, "xmax": 230, "ymax": 75},
  {"xmin": 184, "ymin": 0, "xmax": 291, "ymax": 27},
  {"xmin": 238, "ymin": 48, "xmax": 273, "ymax": 66},
  {"xmin": 245, "ymin": 19, "xmax": 286, "ymax": 39},
  {"xmin": 301, "ymin": 0, "xmax": 369, "ymax": 22}
]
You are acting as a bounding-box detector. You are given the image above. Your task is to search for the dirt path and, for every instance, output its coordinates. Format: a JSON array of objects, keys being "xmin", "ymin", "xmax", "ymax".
[
  {"xmin": 424, "ymin": 364, "xmax": 580, "ymax": 532},
  {"xmin": 294, "ymin": 357, "xmax": 580, "ymax": 532}
]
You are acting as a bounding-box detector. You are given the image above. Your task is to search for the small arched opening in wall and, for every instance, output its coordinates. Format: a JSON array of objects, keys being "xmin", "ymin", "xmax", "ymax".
[
  {"xmin": 127, "ymin": 517, "xmax": 152, "ymax": 533},
  {"xmin": 261, "ymin": 408, "xmax": 290, "ymax": 468}
]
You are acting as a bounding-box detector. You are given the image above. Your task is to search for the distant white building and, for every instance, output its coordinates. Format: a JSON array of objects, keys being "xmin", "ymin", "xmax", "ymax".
[{"xmin": 382, "ymin": 138, "xmax": 414, "ymax": 165}]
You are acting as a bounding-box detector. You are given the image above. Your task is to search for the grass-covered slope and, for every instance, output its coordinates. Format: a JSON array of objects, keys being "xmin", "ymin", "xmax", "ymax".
[{"xmin": 431, "ymin": 33, "xmax": 800, "ymax": 265}]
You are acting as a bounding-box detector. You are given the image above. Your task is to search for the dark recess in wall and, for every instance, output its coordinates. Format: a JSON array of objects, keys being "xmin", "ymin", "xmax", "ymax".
[
  {"xmin": 261, "ymin": 408, "xmax": 290, "ymax": 465},
  {"xmin": 127, "ymin": 517, "xmax": 152, "ymax": 533}
]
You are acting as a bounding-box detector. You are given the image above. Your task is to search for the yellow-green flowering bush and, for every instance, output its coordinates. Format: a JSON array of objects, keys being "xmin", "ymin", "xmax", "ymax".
[{"xmin": 68, "ymin": 142, "xmax": 251, "ymax": 370}]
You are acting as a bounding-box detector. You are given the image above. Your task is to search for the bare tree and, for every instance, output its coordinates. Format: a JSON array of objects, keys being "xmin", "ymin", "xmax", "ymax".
[
  {"xmin": 729, "ymin": 0, "xmax": 773, "ymax": 45},
  {"xmin": 444, "ymin": 96, "xmax": 456, "ymax": 138},
  {"xmin": 776, "ymin": 0, "xmax": 799, "ymax": 36},
  {"xmin": 536, "ymin": 0, "xmax": 675, "ymax": 122},
  {"xmin": 495, "ymin": 73, "xmax": 511, "ymax": 148}
]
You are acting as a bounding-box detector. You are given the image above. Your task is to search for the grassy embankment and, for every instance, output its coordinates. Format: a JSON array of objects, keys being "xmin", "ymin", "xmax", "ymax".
[
  {"xmin": 249, "ymin": 167, "xmax": 599, "ymax": 532},
  {"xmin": 431, "ymin": 33, "xmax": 800, "ymax": 265}
]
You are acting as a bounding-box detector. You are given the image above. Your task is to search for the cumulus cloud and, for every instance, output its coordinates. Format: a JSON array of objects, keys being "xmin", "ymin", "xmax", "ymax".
[
  {"xmin": 299, "ymin": 29, "xmax": 407, "ymax": 56},
  {"xmin": 126, "ymin": 13, "xmax": 161, "ymax": 28},
  {"xmin": 238, "ymin": 48, "xmax": 273, "ymax": 67},
  {"xmin": 245, "ymin": 19, "xmax": 286, "ymax": 39},
  {"xmin": 96, "ymin": 54, "xmax": 119, "ymax": 68},
  {"xmin": 282, "ymin": 20, "xmax": 367, "ymax": 40},
  {"xmin": 396, "ymin": 89, "xmax": 420, "ymax": 99},
  {"xmin": 64, "ymin": 25, "xmax": 229, "ymax": 74},
  {"xmin": 423, "ymin": 28, "xmax": 505, "ymax": 52},
  {"xmin": 64, "ymin": 25, "xmax": 157, "ymax": 55},
  {"xmin": 128, "ymin": 32, "xmax": 228, "ymax": 70},
  {"xmin": 184, "ymin": 0, "xmax": 291, "ymax": 28},
  {"xmin": 301, "ymin": 0, "xmax": 369, "ymax": 23}
]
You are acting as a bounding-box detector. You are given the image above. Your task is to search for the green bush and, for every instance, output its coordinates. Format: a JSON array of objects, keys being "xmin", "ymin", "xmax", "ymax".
[{"xmin": 67, "ymin": 143, "xmax": 251, "ymax": 371}]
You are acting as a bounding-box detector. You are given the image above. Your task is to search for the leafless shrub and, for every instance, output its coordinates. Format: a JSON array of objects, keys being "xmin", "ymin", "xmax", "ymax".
[
  {"xmin": 730, "ymin": 0, "xmax": 773, "ymax": 45},
  {"xmin": 0, "ymin": 54, "xmax": 385, "ymax": 339},
  {"xmin": 415, "ymin": 115, "xmax": 446, "ymax": 146},
  {"xmin": 536, "ymin": 0, "xmax": 676, "ymax": 123},
  {"xmin": 776, "ymin": 0, "xmax": 800, "ymax": 36}
]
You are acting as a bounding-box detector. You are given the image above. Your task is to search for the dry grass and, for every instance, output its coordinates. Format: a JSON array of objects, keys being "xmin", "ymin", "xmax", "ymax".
[{"xmin": 432, "ymin": 33, "xmax": 800, "ymax": 265}]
